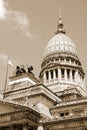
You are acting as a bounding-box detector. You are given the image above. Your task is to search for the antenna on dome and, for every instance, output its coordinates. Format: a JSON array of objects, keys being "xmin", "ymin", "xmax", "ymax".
[
  {"xmin": 55, "ymin": 5, "xmax": 66, "ymax": 34},
  {"xmin": 59, "ymin": 4, "xmax": 62, "ymax": 19}
]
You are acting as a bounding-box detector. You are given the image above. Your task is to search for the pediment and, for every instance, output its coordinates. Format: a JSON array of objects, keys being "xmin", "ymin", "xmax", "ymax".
[{"xmin": 0, "ymin": 100, "xmax": 24, "ymax": 114}]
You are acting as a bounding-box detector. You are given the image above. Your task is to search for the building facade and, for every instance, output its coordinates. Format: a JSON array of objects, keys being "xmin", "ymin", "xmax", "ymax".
[{"xmin": 0, "ymin": 15, "xmax": 87, "ymax": 130}]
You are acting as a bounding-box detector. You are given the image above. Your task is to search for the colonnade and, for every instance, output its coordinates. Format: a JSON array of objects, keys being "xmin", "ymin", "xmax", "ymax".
[{"xmin": 43, "ymin": 67, "xmax": 84, "ymax": 87}]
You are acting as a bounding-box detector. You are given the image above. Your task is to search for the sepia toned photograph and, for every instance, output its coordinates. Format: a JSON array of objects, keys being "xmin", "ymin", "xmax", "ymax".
[{"xmin": 0, "ymin": 0, "xmax": 87, "ymax": 129}]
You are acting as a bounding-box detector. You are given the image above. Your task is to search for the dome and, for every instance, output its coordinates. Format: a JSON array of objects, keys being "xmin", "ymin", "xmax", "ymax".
[
  {"xmin": 44, "ymin": 16, "xmax": 78, "ymax": 59},
  {"xmin": 44, "ymin": 33, "xmax": 78, "ymax": 58}
]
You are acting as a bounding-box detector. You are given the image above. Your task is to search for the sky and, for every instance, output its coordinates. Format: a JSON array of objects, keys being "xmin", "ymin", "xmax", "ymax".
[{"xmin": 0, "ymin": 0, "xmax": 87, "ymax": 91}]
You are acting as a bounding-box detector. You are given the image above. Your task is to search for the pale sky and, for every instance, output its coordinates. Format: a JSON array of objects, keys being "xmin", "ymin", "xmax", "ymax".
[{"xmin": 0, "ymin": 0, "xmax": 87, "ymax": 91}]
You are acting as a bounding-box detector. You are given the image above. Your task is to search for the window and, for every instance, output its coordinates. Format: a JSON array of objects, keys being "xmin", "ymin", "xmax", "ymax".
[
  {"xmin": 50, "ymin": 70, "xmax": 53, "ymax": 79},
  {"xmin": 66, "ymin": 58, "xmax": 69, "ymax": 62},
  {"xmin": 61, "ymin": 58, "xmax": 64, "ymax": 62},
  {"xmin": 55, "ymin": 58, "xmax": 59, "ymax": 62},
  {"xmin": 60, "ymin": 111, "xmax": 69, "ymax": 117},
  {"xmin": 65, "ymin": 112, "xmax": 69, "ymax": 116},
  {"xmin": 67, "ymin": 69, "xmax": 70, "ymax": 79},
  {"xmin": 71, "ymin": 59, "xmax": 74, "ymax": 64},
  {"xmin": 46, "ymin": 71, "xmax": 49, "ymax": 80},
  {"xmin": 61, "ymin": 68, "xmax": 65, "ymax": 79},
  {"xmin": 72, "ymin": 70, "xmax": 75, "ymax": 80},
  {"xmin": 55, "ymin": 69, "xmax": 58, "ymax": 78},
  {"xmin": 60, "ymin": 113, "xmax": 64, "ymax": 117}
]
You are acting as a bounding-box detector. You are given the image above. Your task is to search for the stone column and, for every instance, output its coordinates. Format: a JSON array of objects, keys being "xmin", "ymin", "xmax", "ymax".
[
  {"xmin": 49, "ymin": 71, "xmax": 51, "ymax": 82},
  {"xmin": 70, "ymin": 69, "xmax": 72, "ymax": 82},
  {"xmin": 75, "ymin": 69, "xmax": 78, "ymax": 83},
  {"xmin": 78, "ymin": 73, "xmax": 80, "ymax": 84},
  {"xmin": 58, "ymin": 68, "xmax": 61, "ymax": 82},
  {"xmin": 37, "ymin": 125, "xmax": 44, "ymax": 130},
  {"xmin": 37, "ymin": 122, "xmax": 44, "ymax": 130},
  {"xmin": 70, "ymin": 59, "xmax": 71, "ymax": 65},
  {"xmin": 43, "ymin": 72, "xmax": 46, "ymax": 84},
  {"xmin": 23, "ymin": 124, "xmax": 28, "ymax": 130},
  {"xmin": 53, "ymin": 69, "xmax": 56, "ymax": 81},
  {"xmin": 64, "ymin": 68, "xmax": 67, "ymax": 82}
]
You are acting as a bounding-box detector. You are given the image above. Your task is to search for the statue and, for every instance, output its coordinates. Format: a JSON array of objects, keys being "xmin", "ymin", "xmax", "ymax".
[
  {"xmin": 27, "ymin": 66, "xmax": 33, "ymax": 73},
  {"xmin": 16, "ymin": 65, "xmax": 26, "ymax": 75}
]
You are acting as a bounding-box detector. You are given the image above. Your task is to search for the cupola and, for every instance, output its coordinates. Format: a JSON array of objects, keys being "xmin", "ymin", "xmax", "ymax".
[{"xmin": 40, "ymin": 16, "xmax": 85, "ymax": 94}]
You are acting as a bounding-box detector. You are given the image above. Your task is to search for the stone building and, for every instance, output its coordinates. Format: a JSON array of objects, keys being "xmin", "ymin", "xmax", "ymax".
[{"xmin": 0, "ymin": 15, "xmax": 87, "ymax": 130}]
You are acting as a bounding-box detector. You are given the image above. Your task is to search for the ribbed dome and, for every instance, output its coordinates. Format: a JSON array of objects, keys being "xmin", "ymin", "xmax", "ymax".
[{"xmin": 44, "ymin": 33, "xmax": 78, "ymax": 58}]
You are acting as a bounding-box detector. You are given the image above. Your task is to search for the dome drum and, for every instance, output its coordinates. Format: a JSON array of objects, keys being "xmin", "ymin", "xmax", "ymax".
[{"xmin": 41, "ymin": 54, "xmax": 81, "ymax": 70}]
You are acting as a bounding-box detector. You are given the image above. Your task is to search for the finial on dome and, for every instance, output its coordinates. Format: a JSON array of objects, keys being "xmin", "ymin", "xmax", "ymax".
[{"xmin": 55, "ymin": 7, "xmax": 66, "ymax": 34}]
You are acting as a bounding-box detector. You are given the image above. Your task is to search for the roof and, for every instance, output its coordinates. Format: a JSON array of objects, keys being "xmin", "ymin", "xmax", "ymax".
[{"xmin": 44, "ymin": 33, "xmax": 78, "ymax": 59}]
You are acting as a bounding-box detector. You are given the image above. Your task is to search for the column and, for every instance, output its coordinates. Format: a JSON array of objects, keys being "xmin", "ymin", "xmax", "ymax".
[
  {"xmin": 37, "ymin": 121, "xmax": 44, "ymax": 130},
  {"xmin": 80, "ymin": 76, "xmax": 82, "ymax": 86},
  {"xmin": 64, "ymin": 68, "xmax": 67, "ymax": 82},
  {"xmin": 23, "ymin": 124, "xmax": 28, "ymax": 130},
  {"xmin": 78, "ymin": 73, "xmax": 80, "ymax": 84},
  {"xmin": 53, "ymin": 69, "xmax": 56, "ymax": 81},
  {"xmin": 75, "ymin": 69, "xmax": 78, "ymax": 83},
  {"xmin": 70, "ymin": 59, "xmax": 71, "ymax": 65},
  {"xmin": 37, "ymin": 125, "xmax": 44, "ymax": 130},
  {"xmin": 70, "ymin": 69, "xmax": 72, "ymax": 82},
  {"xmin": 49, "ymin": 71, "xmax": 51, "ymax": 82},
  {"xmin": 58, "ymin": 68, "xmax": 61, "ymax": 82},
  {"xmin": 43, "ymin": 72, "xmax": 46, "ymax": 84}
]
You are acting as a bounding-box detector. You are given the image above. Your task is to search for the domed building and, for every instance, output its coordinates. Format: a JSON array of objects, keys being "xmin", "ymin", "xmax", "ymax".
[
  {"xmin": 40, "ymin": 16, "xmax": 86, "ymax": 98},
  {"xmin": 0, "ymin": 16, "xmax": 86, "ymax": 130}
]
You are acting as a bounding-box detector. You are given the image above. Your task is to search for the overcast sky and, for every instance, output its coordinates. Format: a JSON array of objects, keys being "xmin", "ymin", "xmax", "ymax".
[{"xmin": 0, "ymin": 0, "xmax": 87, "ymax": 91}]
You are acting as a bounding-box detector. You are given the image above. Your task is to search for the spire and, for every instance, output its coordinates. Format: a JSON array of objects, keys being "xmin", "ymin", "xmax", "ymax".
[{"xmin": 55, "ymin": 7, "xmax": 66, "ymax": 34}]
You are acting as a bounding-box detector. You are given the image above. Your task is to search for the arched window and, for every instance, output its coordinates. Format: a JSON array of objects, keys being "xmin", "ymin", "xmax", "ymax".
[
  {"xmin": 72, "ymin": 70, "xmax": 75, "ymax": 80},
  {"xmin": 61, "ymin": 68, "xmax": 65, "ymax": 79},
  {"xmin": 67, "ymin": 69, "xmax": 70, "ymax": 79},
  {"xmin": 61, "ymin": 58, "xmax": 64, "ymax": 62},
  {"xmin": 55, "ymin": 69, "xmax": 58, "ymax": 78},
  {"xmin": 66, "ymin": 58, "xmax": 69, "ymax": 62},
  {"xmin": 46, "ymin": 71, "xmax": 49, "ymax": 80},
  {"xmin": 50, "ymin": 70, "xmax": 53, "ymax": 79}
]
